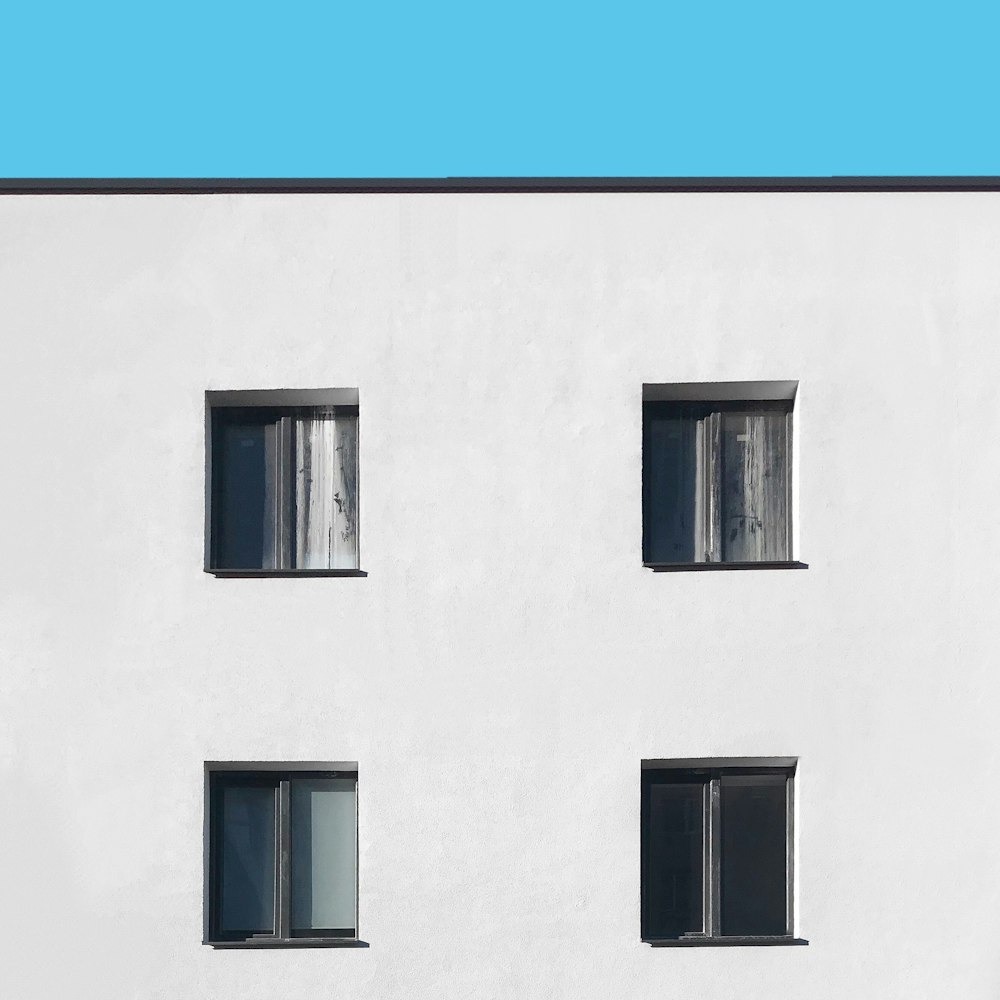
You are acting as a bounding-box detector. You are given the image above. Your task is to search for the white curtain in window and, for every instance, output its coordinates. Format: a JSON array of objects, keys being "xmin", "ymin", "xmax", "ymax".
[
  {"xmin": 294, "ymin": 413, "xmax": 359, "ymax": 569},
  {"xmin": 720, "ymin": 411, "xmax": 789, "ymax": 561}
]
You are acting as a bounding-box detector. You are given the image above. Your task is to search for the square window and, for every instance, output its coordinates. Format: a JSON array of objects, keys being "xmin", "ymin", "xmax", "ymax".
[
  {"xmin": 206, "ymin": 389, "xmax": 360, "ymax": 574},
  {"xmin": 642, "ymin": 381, "xmax": 798, "ymax": 567},
  {"xmin": 205, "ymin": 764, "xmax": 359, "ymax": 946},
  {"xmin": 641, "ymin": 758, "xmax": 801, "ymax": 944}
]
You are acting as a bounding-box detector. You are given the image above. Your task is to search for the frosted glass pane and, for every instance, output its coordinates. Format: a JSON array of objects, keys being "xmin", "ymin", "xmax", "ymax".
[
  {"xmin": 219, "ymin": 785, "xmax": 276, "ymax": 935},
  {"xmin": 291, "ymin": 778, "xmax": 357, "ymax": 932},
  {"xmin": 295, "ymin": 414, "xmax": 359, "ymax": 569}
]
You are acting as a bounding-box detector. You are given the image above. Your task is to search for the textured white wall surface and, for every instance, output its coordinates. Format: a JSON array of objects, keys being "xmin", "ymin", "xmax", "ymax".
[{"xmin": 1, "ymin": 192, "xmax": 999, "ymax": 999}]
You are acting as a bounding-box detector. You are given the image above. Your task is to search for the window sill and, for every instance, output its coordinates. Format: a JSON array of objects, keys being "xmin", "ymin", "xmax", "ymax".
[
  {"xmin": 644, "ymin": 936, "xmax": 808, "ymax": 947},
  {"xmin": 643, "ymin": 561, "xmax": 808, "ymax": 573},
  {"xmin": 206, "ymin": 938, "xmax": 369, "ymax": 949},
  {"xmin": 205, "ymin": 569, "xmax": 368, "ymax": 578}
]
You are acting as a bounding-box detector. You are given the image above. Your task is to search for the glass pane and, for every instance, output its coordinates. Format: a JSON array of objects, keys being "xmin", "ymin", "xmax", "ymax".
[
  {"xmin": 643, "ymin": 406, "xmax": 698, "ymax": 562},
  {"xmin": 294, "ymin": 413, "xmax": 359, "ymax": 569},
  {"xmin": 212, "ymin": 416, "xmax": 274, "ymax": 569},
  {"xmin": 721, "ymin": 410, "xmax": 789, "ymax": 561},
  {"xmin": 219, "ymin": 785, "xmax": 276, "ymax": 936},
  {"xmin": 720, "ymin": 774, "xmax": 788, "ymax": 935},
  {"xmin": 291, "ymin": 778, "xmax": 357, "ymax": 933},
  {"xmin": 645, "ymin": 782, "xmax": 705, "ymax": 938}
]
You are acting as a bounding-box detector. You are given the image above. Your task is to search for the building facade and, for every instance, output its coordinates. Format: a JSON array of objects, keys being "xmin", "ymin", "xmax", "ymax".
[{"xmin": 1, "ymin": 183, "xmax": 998, "ymax": 998}]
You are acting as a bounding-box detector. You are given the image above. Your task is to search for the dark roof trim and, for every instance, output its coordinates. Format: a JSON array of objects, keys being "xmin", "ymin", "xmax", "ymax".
[{"xmin": 2, "ymin": 176, "xmax": 1000, "ymax": 194}]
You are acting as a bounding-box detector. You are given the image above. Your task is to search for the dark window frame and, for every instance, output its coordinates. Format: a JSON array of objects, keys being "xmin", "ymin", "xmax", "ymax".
[
  {"xmin": 204, "ymin": 762, "xmax": 363, "ymax": 949},
  {"xmin": 640, "ymin": 758, "xmax": 806, "ymax": 946},
  {"xmin": 642, "ymin": 381, "xmax": 806, "ymax": 571},
  {"xmin": 204, "ymin": 389, "xmax": 366, "ymax": 577}
]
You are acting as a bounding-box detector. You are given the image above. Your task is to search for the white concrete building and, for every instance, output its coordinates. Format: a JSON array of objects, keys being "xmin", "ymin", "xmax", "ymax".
[{"xmin": 1, "ymin": 180, "xmax": 998, "ymax": 998}]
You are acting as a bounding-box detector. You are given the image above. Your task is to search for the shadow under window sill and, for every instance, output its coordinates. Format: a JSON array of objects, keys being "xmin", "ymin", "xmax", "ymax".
[
  {"xmin": 643, "ymin": 561, "xmax": 808, "ymax": 572},
  {"xmin": 206, "ymin": 938, "xmax": 370, "ymax": 949},
  {"xmin": 205, "ymin": 568, "xmax": 368, "ymax": 578},
  {"xmin": 644, "ymin": 935, "xmax": 808, "ymax": 947}
]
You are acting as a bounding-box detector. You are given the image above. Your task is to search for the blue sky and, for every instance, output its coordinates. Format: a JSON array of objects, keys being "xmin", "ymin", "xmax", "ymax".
[{"xmin": 0, "ymin": 0, "xmax": 996, "ymax": 177}]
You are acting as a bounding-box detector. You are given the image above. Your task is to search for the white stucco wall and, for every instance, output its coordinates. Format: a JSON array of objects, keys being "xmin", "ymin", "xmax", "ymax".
[{"xmin": 1, "ymin": 191, "xmax": 998, "ymax": 999}]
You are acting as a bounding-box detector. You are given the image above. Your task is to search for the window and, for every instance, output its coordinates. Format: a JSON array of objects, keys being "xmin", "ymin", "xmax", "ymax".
[
  {"xmin": 205, "ymin": 764, "xmax": 359, "ymax": 947},
  {"xmin": 641, "ymin": 758, "xmax": 804, "ymax": 945},
  {"xmin": 642, "ymin": 381, "xmax": 803, "ymax": 568},
  {"xmin": 206, "ymin": 389, "xmax": 361, "ymax": 575}
]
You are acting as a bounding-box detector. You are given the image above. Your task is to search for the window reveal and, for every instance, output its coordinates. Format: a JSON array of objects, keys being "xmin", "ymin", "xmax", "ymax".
[
  {"xmin": 207, "ymin": 767, "xmax": 358, "ymax": 945},
  {"xmin": 208, "ymin": 390, "xmax": 359, "ymax": 572},
  {"xmin": 641, "ymin": 760, "xmax": 796, "ymax": 942},
  {"xmin": 642, "ymin": 383, "xmax": 795, "ymax": 565}
]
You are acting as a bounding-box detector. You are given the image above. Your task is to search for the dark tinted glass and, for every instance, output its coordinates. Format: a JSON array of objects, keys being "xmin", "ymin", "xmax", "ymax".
[
  {"xmin": 643, "ymin": 404, "xmax": 698, "ymax": 562},
  {"xmin": 212, "ymin": 416, "xmax": 269, "ymax": 568},
  {"xmin": 218, "ymin": 784, "xmax": 276, "ymax": 937},
  {"xmin": 720, "ymin": 774, "xmax": 787, "ymax": 935},
  {"xmin": 644, "ymin": 780, "xmax": 705, "ymax": 938}
]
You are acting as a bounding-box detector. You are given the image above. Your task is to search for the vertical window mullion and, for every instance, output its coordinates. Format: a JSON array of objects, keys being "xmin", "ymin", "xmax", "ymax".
[
  {"xmin": 208, "ymin": 777, "xmax": 222, "ymax": 939},
  {"xmin": 640, "ymin": 773, "xmax": 650, "ymax": 937},
  {"xmin": 262, "ymin": 421, "xmax": 279, "ymax": 570},
  {"xmin": 705, "ymin": 412, "xmax": 722, "ymax": 562},
  {"xmin": 785, "ymin": 772, "xmax": 795, "ymax": 936},
  {"xmin": 693, "ymin": 415, "xmax": 706, "ymax": 562},
  {"xmin": 353, "ymin": 776, "xmax": 360, "ymax": 937},
  {"xmin": 785, "ymin": 409, "xmax": 794, "ymax": 559},
  {"xmin": 278, "ymin": 416, "xmax": 295, "ymax": 569},
  {"xmin": 278, "ymin": 778, "xmax": 292, "ymax": 940},
  {"xmin": 707, "ymin": 776, "xmax": 722, "ymax": 936}
]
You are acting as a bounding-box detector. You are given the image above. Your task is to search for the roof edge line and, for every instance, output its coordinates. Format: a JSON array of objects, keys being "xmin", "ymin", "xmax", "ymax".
[{"xmin": 2, "ymin": 176, "xmax": 1000, "ymax": 194}]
